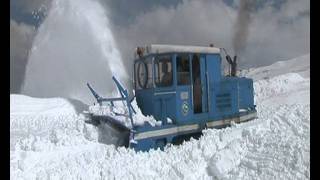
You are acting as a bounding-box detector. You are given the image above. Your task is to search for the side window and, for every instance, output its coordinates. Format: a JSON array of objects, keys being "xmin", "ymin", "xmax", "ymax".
[
  {"xmin": 146, "ymin": 60, "xmax": 153, "ymax": 88},
  {"xmin": 135, "ymin": 57, "xmax": 153, "ymax": 89},
  {"xmin": 176, "ymin": 54, "xmax": 190, "ymax": 85},
  {"xmin": 155, "ymin": 55, "xmax": 173, "ymax": 87}
]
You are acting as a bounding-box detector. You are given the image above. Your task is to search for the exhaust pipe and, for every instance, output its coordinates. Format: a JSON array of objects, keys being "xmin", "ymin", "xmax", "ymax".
[
  {"xmin": 222, "ymin": 48, "xmax": 237, "ymax": 77},
  {"xmin": 231, "ymin": 55, "xmax": 237, "ymax": 76}
]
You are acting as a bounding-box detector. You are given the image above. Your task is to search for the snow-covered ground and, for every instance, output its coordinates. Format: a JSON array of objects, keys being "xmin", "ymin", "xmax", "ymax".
[{"xmin": 10, "ymin": 54, "xmax": 310, "ymax": 179}]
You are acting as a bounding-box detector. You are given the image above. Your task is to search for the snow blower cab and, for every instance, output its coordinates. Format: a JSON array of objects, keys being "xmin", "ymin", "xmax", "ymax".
[{"xmin": 85, "ymin": 44, "xmax": 257, "ymax": 151}]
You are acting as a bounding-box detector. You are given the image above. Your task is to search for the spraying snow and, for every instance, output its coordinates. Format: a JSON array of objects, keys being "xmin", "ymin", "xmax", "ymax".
[{"xmin": 22, "ymin": 0, "xmax": 128, "ymax": 104}]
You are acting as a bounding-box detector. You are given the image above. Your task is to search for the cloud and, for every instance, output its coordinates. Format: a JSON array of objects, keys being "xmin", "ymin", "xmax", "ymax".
[
  {"xmin": 243, "ymin": 0, "xmax": 310, "ymax": 66},
  {"xmin": 99, "ymin": 0, "xmax": 182, "ymax": 26},
  {"xmin": 109, "ymin": 0, "xmax": 309, "ymax": 72},
  {"xmin": 111, "ymin": 0, "xmax": 236, "ymax": 75},
  {"xmin": 10, "ymin": 20, "xmax": 36, "ymax": 93}
]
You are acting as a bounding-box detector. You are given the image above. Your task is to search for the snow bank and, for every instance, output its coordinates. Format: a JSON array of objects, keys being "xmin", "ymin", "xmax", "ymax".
[
  {"xmin": 254, "ymin": 73, "xmax": 309, "ymax": 103},
  {"xmin": 10, "ymin": 94, "xmax": 78, "ymax": 115},
  {"xmin": 10, "ymin": 55, "xmax": 310, "ymax": 179},
  {"xmin": 10, "ymin": 95, "xmax": 98, "ymax": 153},
  {"xmin": 10, "ymin": 103, "xmax": 310, "ymax": 179}
]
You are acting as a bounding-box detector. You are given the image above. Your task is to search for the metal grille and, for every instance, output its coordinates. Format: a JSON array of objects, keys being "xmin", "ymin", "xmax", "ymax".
[{"xmin": 216, "ymin": 93, "xmax": 231, "ymax": 111}]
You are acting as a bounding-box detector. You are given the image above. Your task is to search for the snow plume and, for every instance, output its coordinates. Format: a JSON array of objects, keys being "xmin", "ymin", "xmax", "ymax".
[
  {"xmin": 22, "ymin": 0, "xmax": 128, "ymax": 104},
  {"xmin": 232, "ymin": 0, "xmax": 255, "ymax": 54},
  {"xmin": 10, "ymin": 20, "xmax": 36, "ymax": 93}
]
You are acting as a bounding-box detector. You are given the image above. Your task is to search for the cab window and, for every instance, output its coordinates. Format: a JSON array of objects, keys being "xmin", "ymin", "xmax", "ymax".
[
  {"xmin": 154, "ymin": 55, "xmax": 172, "ymax": 87},
  {"xmin": 176, "ymin": 54, "xmax": 190, "ymax": 85},
  {"xmin": 134, "ymin": 57, "xmax": 153, "ymax": 89}
]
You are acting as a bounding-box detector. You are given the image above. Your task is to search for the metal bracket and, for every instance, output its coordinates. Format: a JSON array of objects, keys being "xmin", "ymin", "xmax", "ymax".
[{"xmin": 87, "ymin": 76, "xmax": 136, "ymax": 127}]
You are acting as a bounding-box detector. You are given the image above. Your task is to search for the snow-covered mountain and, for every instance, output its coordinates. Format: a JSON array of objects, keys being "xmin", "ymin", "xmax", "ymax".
[
  {"xmin": 10, "ymin": 54, "xmax": 310, "ymax": 179},
  {"xmin": 240, "ymin": 54, "xmax": 310, "ymax": 80}
]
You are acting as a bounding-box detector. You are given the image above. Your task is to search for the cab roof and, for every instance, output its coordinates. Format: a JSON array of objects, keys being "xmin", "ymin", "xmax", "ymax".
[{"xmin": 144, "ymin": 44, "xmax": 221, "ymax": 55}]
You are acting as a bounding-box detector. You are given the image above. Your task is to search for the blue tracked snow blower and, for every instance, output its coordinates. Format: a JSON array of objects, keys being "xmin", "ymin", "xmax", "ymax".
[{"xmin": 84, "ymin": 44, "xmax": 257, "ymax": 151}]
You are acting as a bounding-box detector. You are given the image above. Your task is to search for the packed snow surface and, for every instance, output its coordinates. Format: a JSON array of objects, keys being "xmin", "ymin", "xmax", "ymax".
[{"xmin": 11, "ymin": 55, "xmax": 309, "ymax": 179}]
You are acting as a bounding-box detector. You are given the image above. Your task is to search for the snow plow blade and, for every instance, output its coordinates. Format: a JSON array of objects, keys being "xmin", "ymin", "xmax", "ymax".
[
  {"xmin": 84, "ymin": 113, "xmax": 131, "ymax": 147},
  {"xmin": 85, "ymin": 113, "xmax": 131, "ymax": 132}
]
